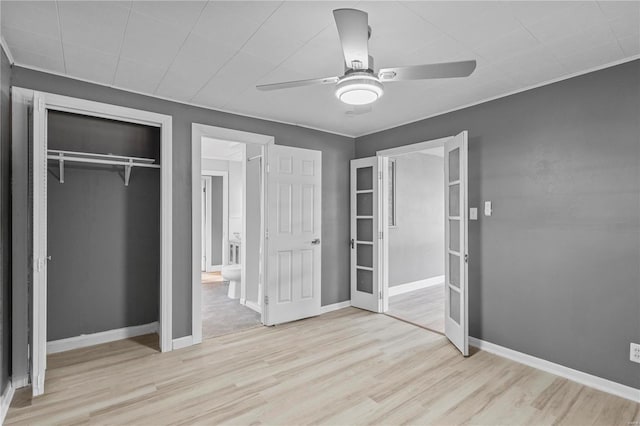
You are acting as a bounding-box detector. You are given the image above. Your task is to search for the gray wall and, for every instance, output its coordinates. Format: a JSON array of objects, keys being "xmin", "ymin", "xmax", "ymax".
[
  {"xmin": 47, "ymin": 111, "xmax": 160, "ymax": 340},
  {"xmin": 356, "ymin": 60, "xmax": 640, "ymax": 388},
  {"xmin": 389, "ymin": 153, "xmax": 444, "ymax": 286},
  {"xmin": 0, "ymin": 40, "xmax": 12, "ymax": 395},
  {"xmin": 209, "ymin": 176, "xmax": 223, "ymax": 266},
  {"xmin": 12, "ymin": 65, "xmax": 354, "ymax": 341}
]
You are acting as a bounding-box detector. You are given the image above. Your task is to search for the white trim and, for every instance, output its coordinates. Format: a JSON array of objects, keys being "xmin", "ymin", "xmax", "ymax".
[
  {"xmin": 0, "ymin": 36, "xmax": 15, "ymax": 65},
  {"xmin": 47, "ymin": 322, "xmax": 159, "ymax": 354},
  {"xmin": 388, "ymin": 275, "xmax": 445, "ymax": 297},
  {"xmin": 172, "ymin": 335, "xmax": 194, "ymax": 350},
  {"xmin": 245, "ymin": 300, "xmax": 262, "ymax": 314},
  {"xmin": 320, "ymin": 300, "xmax": 352, "ymax": 314},
  {"xmin": 376, "ymin": 136, "xmax": 452, "ymax": 157},
  {"xmin": 469, "ymin": 337, "xmax": 640, "ymax": 403},
  {"xmin": 357, "ymin": 55, "xmax": 640, "ymax": 138},
  {"xmin": 10, "ymin": 88, "xmax": 32, "ymax": 389},
  {"xmin": 0, "ymin": 381, "xmax": 15, "ymax": 425},
  {"xmin": 12, "ymin": 63, "xmax": 352, "ymax": 138},
  {"xmin": 192, "ymin": 123, "xmax": 273, "ymax": 345}
]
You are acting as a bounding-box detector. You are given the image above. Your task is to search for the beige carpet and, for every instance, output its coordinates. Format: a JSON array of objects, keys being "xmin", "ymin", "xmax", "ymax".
[{"xmin": 201, "ymin": 272, "xmax": 261, "ymax": 339}]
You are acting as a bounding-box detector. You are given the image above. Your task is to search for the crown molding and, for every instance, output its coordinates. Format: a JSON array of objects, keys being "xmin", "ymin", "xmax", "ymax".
[{"xmin": 0, "ymin": 35, "xmax": 15, "ymax": 65}]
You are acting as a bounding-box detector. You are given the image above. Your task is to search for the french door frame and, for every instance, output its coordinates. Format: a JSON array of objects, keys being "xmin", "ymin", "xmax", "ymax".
[
  {"xmin": 376, "ymin": 133, "xmax": 469, "ymax": 355},
  {"xmin": 11, "ymin": 87, "xmax": 173, "ymax": 395},
  {"xmin": 376, "ymin": 136, "xmax": 453, "ymax": 312}
]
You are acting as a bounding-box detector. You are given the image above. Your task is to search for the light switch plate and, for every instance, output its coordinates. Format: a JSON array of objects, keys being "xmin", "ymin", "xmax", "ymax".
[
  {"xmin": 631, "ymin": 343, "xmax": 640, "ymax": 364},
  {"xmin": 470, "ymin": 208, "xmax": 478, "ymax": 220},
  {"xmin": 484, "ymin": 201, "xmax": 492, "ymax": 216}
]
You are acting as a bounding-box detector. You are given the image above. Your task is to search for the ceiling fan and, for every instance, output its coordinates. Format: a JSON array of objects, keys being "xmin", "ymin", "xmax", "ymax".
[{"xmin": 256, "ymin": 8, "xmax": 477, "ymax": 106}]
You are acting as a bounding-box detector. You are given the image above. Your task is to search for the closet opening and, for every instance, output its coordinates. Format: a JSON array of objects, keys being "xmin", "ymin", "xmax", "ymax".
[
  {"xmin": 45, "ymin": 111, "xmax": 163, "ymax": 353},
  {"xmin": 11, "ymin": 88, "xmax": 173, "ymax": 396}
]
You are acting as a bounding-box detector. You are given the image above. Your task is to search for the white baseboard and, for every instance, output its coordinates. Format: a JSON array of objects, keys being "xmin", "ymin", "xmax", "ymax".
[
  {"xmin": 320, "ymin": 300, "xmax": 351, "ymax": 314},
  {"xmin": 47, "ymin": 322, "xmax": 159, "ymax": 354},
  {"xmin": 11, "ymin": 376, "xmax": 28, "ymax": 390},
  {"xmin": 245, "ymin": 300, "xmax": 262, "ymax": 314},
  {"xmin": 469, "ymin": 337, "xmax": 640, "ymax": 403},
  {"xmin": 388, "ymin": 275, "xmax": 444, "ymax": 297},
  {"xmin": 172, "ymin": 335, "xmax": 194, "ymax": 350},
  {"xmin": 0, "ymin": 381, "xmax": 14, "ymax": 425}
]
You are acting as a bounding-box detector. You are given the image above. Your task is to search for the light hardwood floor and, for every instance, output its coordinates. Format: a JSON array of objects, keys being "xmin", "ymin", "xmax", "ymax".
[
  {"xmin": 7, "ymin": 308, "xmax": 639, "ymax": 425},
  {"xmin": 387, "ymin": 284, "xmax": 445, "ymax": 334}
]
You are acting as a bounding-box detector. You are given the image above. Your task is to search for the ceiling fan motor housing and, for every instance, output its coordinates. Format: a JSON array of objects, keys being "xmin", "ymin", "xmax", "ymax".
[{"xmin": 335, "ymin": 71, "xmax": 384, "ymax": 105}]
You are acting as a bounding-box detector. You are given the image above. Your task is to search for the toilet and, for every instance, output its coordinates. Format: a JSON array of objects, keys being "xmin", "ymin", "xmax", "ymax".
[{"xmin": 221, "ymin": 264, "xmax": 242, "ymax": 299}]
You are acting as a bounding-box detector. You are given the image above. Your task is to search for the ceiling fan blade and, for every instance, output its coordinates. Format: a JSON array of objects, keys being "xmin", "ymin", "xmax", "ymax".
[
  {"xmin": 378, "ymin": 60, "xmax": 477, "ymax": 82},
  {"xmin": 333, "ymin": 8, "xmax": 369, "ymax": 70},
  {"xmin": 256, "ymin": 76, "xmax": 339, "ymax": 91}
]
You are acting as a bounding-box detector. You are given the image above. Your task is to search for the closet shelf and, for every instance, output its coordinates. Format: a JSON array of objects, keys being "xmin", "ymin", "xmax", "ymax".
[{"xmin": 47, "ymin": 149, "xmax": 160, "ymax": 186}]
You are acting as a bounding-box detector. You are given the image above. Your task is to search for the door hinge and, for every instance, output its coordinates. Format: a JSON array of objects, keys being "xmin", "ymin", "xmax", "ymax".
[
  {"xmin": 379, "ymin": 291, "xmax": 383, "ymax": 300},
  {"xmin": 264, "ymin": 296, "xmax": 269, "ymax": 305},
  {"xmin": 378, "ymin": 171, "xmax": 383, "ymax": 180},
  {"xmin": 378, "ymin": 231, "xmax": 383, "ymax": 240},
  {"xmin": 265, "ymin": 229, "xmax": 269, "ymax": 240},
  {"xmin": 465, "ymin": 254, "xmax": 469, "ymax": 263},
  {"xmin": 35, "ymin": 258, "xmax": 44, "ymax": 272}
]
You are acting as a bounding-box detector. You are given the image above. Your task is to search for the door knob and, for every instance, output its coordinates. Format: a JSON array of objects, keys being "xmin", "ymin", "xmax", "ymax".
[{"xmin": 311, "ymin": 238, "xmax": 321, "ymax": 245}]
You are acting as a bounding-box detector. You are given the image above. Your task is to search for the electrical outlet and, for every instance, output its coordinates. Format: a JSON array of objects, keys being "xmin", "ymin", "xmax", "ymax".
[{"xmin": 630, "ymin": 343, "xmax": 640, "ymax": 364}]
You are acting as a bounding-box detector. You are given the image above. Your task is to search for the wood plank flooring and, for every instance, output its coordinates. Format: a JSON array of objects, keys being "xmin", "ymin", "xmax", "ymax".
[
  {"xmin": 7, "ymin": 308, "xmax": 639, "ymax": 425},
  {"xmin": 387, "ymin": 284, "xmax": 445, "ymax": 333}
]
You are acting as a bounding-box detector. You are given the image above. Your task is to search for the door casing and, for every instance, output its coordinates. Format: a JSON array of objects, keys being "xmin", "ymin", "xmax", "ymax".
[
  {"xmin": 12, "ymin": 87, "xmax": 174, "ymax": 396},
  {"xmin": 191, "ymin": 123, "xmax": 273, "ymax": 345}
]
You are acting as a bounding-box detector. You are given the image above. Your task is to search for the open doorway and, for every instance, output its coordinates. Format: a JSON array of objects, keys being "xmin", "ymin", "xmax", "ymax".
[
  {"xmin": 198, "ymin": 137, "xmax": 261, "ymax": 339},
  {"xmin": 351, "ymin": 132, "xmax": 469, "ymax": 356},
  {"xmin": 383, "ymin": 148, "xmax": 445, "ymax": 334}
]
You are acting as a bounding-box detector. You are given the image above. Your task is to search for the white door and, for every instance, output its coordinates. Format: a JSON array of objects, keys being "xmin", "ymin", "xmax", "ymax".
[
  {"xmin": 32, "ymin": 91, "xmax": 48, "ymax": 396},
  {"xmin": 444, "ymin": 131, "xmax": 469, "ymax": 356},
  {"xmin": 264, "ymin": 145, "xmax": 322, "ymax": 325},
  {"xmin": 201, "ymin": 177, "xmax": 207, "ymax": 271},
  {"xmin": 350, "ymin": 157, "xmax": 382, "ymax": 312}
]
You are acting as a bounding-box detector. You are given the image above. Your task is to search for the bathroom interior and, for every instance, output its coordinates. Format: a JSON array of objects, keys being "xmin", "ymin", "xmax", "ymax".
[{"xmin": 200, "ymin": 136, "xmax": 263, "ymax": 339}]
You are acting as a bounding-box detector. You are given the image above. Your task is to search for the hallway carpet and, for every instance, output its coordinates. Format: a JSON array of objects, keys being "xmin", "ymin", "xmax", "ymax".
[{"xmin": 202, "ymin": 272, "xmax": 261, "ymax": 339}]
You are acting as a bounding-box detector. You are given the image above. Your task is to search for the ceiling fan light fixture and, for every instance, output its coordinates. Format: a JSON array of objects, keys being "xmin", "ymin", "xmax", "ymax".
[{"xmin": 335, "ymin": 74, "xmax": 384, "ymax": 105}]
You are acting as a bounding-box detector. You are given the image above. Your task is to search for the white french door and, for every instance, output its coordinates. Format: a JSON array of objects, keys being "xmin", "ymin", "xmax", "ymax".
[
  {"xmin": 350, "ymin": 157, "xmax": 382, "ymax": 312},
  {"xmin": 444, "ymin": 131, "xmax": 469, "ymax": 356},
  {"xmin": 264, "ymin": 145, "xmax": 322, "ymax": 325},
  {"xmin": 32, "ymin": 91, "xmax": 48, "ymax": 396}
]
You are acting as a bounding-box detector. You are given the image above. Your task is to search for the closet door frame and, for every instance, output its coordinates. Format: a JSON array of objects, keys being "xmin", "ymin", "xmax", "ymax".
[{"xmin": 13, "ymin": 87, "xmax": 174, "ymax": 394}]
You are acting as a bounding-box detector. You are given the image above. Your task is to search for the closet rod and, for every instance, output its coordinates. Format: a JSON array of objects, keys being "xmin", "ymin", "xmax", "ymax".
[{"xmin": 47, "ymin": 149, "xmax": 160, "ymax": 186}]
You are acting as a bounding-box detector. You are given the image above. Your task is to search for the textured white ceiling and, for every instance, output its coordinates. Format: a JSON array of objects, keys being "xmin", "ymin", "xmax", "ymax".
[{"xmin": 2, "ymin": 1, "xmax": 638, "ymax": 137}]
